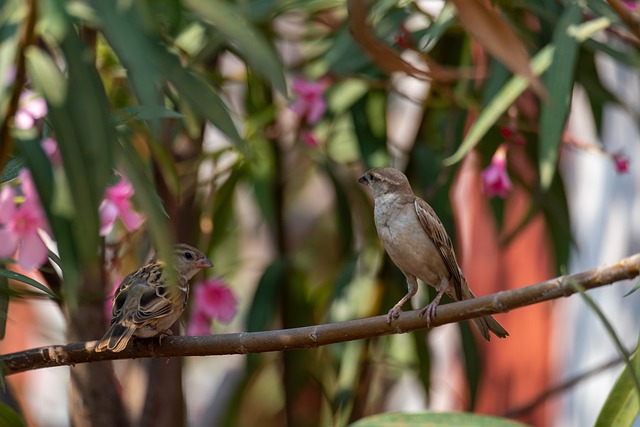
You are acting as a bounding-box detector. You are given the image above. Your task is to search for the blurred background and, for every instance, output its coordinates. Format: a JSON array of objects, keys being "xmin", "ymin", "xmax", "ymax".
[{"xmin": 0, "ymin": 0, "xmax": 639, "ymax": 426}]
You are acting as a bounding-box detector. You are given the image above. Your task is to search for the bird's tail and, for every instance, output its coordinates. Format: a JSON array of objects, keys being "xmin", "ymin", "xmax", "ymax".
[
  {"xmin": 473, "ymin": 315, "xmax": 509, "ymax": 341},
  {"xmin": 95, "ymin": 323, "xmax": 137, "ymax": 353},
  {"xmin": 464, "ymin": 287, "xmax": 509, "ymax": 341}
]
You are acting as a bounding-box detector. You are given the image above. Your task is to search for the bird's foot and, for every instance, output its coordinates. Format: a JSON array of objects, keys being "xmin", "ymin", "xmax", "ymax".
[
  {"xmin": 158, "ymin": 329, "xmax": 173, "ymax": 345},
  {"xmin": 419, "ymin": 302, "xmax": 438, "ymax": 327},
  {"xmin": 386, "ymin": 306, "xmax": 402, "ymax": 324}
]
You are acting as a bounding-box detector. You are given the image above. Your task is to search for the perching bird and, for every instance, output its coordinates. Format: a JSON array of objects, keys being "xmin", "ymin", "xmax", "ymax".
[
  {"xmin": 95, "ymin": 244, "xmax": 213, "ymax": 352},
  {"xmin": 358, "ymin": 167, "xmax": 508, "ymax": 341}
]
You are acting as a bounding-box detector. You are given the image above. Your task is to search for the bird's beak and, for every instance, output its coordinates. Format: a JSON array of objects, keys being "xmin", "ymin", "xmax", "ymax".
[
  {"xmin": 357, "ymin": 175, "xmax": 368, "ymax": 185},
  {"xmin": 196, "ymin": 257, "xmax": 214, "ymax": 269}
]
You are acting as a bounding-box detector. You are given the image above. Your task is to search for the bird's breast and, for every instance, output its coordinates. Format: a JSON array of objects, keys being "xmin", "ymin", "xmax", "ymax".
[{"xmin": 373, "ymin": 197, "xmax": 449, "ymax": 285}]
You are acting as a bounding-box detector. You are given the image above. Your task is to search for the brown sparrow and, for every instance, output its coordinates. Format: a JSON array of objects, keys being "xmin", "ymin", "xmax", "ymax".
[
  {"xmin": 95, "ymin": 244, "xmax": 213, "ymax": 352},
  {"xmin": 358, "ymin": 167, "xmax": 508, "ymax": 340}
]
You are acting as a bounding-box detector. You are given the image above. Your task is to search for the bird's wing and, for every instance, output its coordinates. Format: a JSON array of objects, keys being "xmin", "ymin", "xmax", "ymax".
[
  {"xmin": 414, "ymin": 198, "xmax": 464, "ymax": 300},
  {"xmin": 111, "ymin": 264, "xmax": 176, "ymax": 325}
]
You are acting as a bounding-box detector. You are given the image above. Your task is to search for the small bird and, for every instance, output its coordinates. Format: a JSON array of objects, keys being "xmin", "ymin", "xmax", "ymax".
[
  {"xmin": 95, "ymin": 244, "xmax": 213, "ymax": 352},
  {"xmin": 358, "ymin": 167, "xmax": 508, "ymax": 340}
]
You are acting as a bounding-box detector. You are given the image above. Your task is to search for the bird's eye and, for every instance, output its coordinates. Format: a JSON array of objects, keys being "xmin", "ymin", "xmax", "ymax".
[{"xmin": 184, "ymin": 252, "xmax": 194, "ymax": 260}]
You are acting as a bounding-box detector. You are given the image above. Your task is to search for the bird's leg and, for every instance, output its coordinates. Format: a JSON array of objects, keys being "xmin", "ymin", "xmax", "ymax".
[
  {"xmin": 420, "ymin": 277, "xmax": 448, "ymax": 327},
  {"xmin": 158, "ymin": 328, "xmax": 174, "ymax": 345},
  {"xmin": 386, "ymin": 276, "xmax": 418, "ymax": 323}
]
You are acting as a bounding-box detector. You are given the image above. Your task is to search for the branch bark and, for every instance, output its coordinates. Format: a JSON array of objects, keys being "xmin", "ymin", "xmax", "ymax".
[{"xmin": 2, "ymin": 253, "xmax": 639, "ymax": 376}]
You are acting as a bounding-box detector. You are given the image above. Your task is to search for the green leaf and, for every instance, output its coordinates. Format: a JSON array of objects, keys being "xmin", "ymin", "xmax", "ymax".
[
  {"xmin": 574, "ymin": 47, "xmax": 619, "ymax": 133},
  {"xmin": 0, "ymin": 402, "xmax": 26, "ymax": 427},
  {"xmin": 349, "ymin": 412, "xmax": 529, "ymax": 426},
  {"xmin": 624, "ymin": 282, "xmax": 640, "ymax": 297},
  {"xmin": 595, "ymin": 350, "xmax": 640, "ymax": 426},
  {"xmin": 35, "ymin": 18, "xmax": 116, "ymax": 296},
  {"xmin": 118, "ymin": 106, "xmax": 183, "ymax": 121},
  {"xmin": 91, "ymin": 0, "xmax": 170, "ymax": 136},
  {"xmin": 571, "ymin": 280, "xmax": 640, "ymax": 407},
  {"xmin": 443, "ymin": 45, "xmax": 555, "ymax": 166},
  {"xmin": 350, "ymin": 92, "xmax": 388, "ymax": 170},
  {"xmin": 538, "ymin": 1, "xmax": 582, "ymax": 190},
  {"xmin": 115, "ymin": 140, "xmax": 174, "ymax": 280},
  {"xmin": 185, "ymin": 0, "xmax": 287, "ymax": 95},
  {"xmin": 0, "ymin": 157, "xmax": 24, "ymax": 183},
  {"xmin": 159, "ymin": 50, "xmax": 246, "ymax": 152},
  {"xmin": 0, "ymin": 269, "xmax": 58, "ymax": 300},
  {"xmin": 246, "ymin": 259, "xmax": 285, "ymax": 333},
  {"xmin": 459, "ymin": 320, "xmax": 481, "ymax": 409},
  {"xmin": 15, "ymin": 138, "xmax": 82, "ymax": 305}
]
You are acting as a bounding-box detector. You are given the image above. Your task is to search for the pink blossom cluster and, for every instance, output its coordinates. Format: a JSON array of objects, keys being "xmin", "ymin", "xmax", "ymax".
[
  {"xmin": 0, "ymin": 170, "xmax": 51, "ymax": 270},
  {"xmin": 289, "ymin": 78, "xmax": 327, "ymax": 148},
  {"xmin": 99, "ymin": 176, "xmax": 145, "ymax": 236},
  {"xmin": 186, "ymin": 277, "xmax": 238, "ymax": 335},
  {"xmin": 14, "ymin": 91, "xmax": 47, "ymax": 130}
]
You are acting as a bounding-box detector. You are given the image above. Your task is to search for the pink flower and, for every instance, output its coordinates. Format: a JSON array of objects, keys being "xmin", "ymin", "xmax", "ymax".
[
  {"xmin": 186, "ymin": 278, "xmax": 238, "ymax": 336},
  {"xmin": 41, "ymin": 138, "xmax": 62, "ymax": 167},
  {"xmin": 623, "ymin": 1, "xmax": 638, "ymax": 11},
  {"xmin": 289, "ymin": 78, "xmax": 327, "ymax": 125},
  {"xmin": 14, "ymin": 91, "xmax": 47, "ymax": 130},
  {"xmin": 481, "ymin": 145, "xmax": 512, "ymax": 198},
  {"xmin": 301, "ymin": 130, "xmax": 320, "ymax": 147},
  {"xmin": 99, "ymin": 176, "xmax": 145, "ymax": 236},
  {"xmin": 0, "ymin": 170, "xmax": 50, "ymax": 270},
  {"xmin": 613, "ymin": 153, "xmax": 630, "ymax": 174}
]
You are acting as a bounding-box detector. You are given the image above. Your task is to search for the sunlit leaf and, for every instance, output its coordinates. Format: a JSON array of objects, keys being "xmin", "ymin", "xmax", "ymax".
[
  {"xmin": 539, "ymin": 1, "xmax": 582, "ymax": 190},
  {"xmin": 24, "ymin": 46, "xmax": 67, "ymax": 106},
  {"xmin": 444, "ymin": 46, "xmax": 554, "ymax": 166},
  {"xmin": 350, "ymin": 411, "xmax": 529, "ymax": 426},
  {"xmin": 595, "ymin": 342, "xmax": 640, "ymax": 426}
]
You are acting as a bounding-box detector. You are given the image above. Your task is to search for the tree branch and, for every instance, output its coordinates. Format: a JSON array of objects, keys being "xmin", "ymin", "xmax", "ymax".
[{"xmin": 2, "ymin": 253, "xmax": 639, "ymax": 376}]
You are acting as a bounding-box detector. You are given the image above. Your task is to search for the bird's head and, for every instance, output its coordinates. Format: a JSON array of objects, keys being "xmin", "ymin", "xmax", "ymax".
[
  {"xmin": 358, "ymin": 167, "xmax": 412, "ymax": 198},
  {"xmin": 170, "ymin": 244, "xmax": 214, "ymax": 280}
]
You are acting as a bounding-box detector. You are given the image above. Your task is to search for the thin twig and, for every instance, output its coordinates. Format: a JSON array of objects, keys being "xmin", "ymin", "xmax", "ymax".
[{"xmin": 1, "ymin": 253, "xmax": 638, "ymax": 376}]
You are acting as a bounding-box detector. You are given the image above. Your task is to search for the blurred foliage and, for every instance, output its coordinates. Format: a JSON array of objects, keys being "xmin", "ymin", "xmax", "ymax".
[{"xmin": 0, "ymin": 0, "xmax": 638, "ymax": 426}]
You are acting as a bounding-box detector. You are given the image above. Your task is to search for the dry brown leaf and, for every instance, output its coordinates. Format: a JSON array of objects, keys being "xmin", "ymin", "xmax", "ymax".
[
  {"xmin": 449, "ymin": 0, "xmax": 547, "ymax": 98},
  {"xmin": 347, "ymin": 0, "xmax": 475, "ymax": 83}
]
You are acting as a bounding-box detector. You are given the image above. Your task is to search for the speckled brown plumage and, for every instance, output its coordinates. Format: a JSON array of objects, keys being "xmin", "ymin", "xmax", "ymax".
[{"xmin": 95, "ymin": 244, "xmax": 213, "ymax": 352}]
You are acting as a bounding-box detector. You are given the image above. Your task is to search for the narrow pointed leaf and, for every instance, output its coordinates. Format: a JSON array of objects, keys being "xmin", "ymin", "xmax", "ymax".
[
  {"xmin": 185, "ymin": 0, "xmax": 287, "ymax": 95},
  {"xmin": 444, "ymin": 46, "xmax": 554, "ymax": 166},
  {"xmin": 539, "ymin": 1, "xmax": 582, "ymax": 190},
  {"xmin": 0, "ymin": 269, "xmax": 58, "ymax": 300}
]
